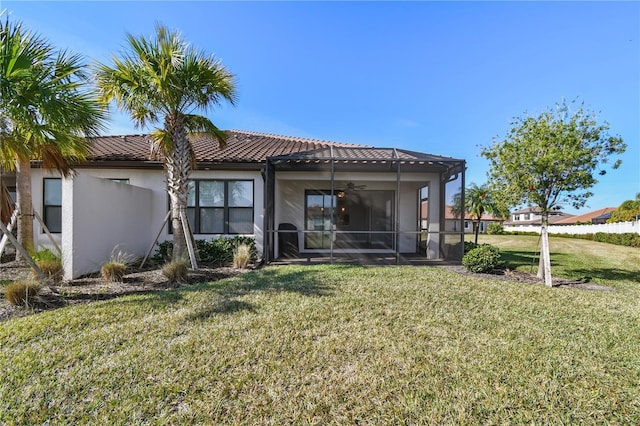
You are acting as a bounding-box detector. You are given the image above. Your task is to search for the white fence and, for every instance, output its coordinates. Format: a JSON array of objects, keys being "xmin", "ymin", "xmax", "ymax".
[{"xmin": 504, "ymin": 221, "xmax": 639, "ymax": 235}]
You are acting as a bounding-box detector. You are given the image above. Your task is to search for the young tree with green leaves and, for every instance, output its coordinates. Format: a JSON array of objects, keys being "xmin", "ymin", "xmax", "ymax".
[
  {"xmin": 482, "ymin": 99, "xmax": 625, "ymax": 286},
  {"xmin": 95, "ymin": 24, "xmax": 237, "ymax": 262},
  {"xmin": 608, "ymin": 193, "xmax": 640, "ymax": 223},
  {"xmin": 0, "ymin": 15, "xmax": 107, "ymax": 258}
]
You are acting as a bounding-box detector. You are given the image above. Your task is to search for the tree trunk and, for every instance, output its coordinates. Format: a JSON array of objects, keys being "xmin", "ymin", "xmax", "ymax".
[
  {"xmin": 537, "ymin": 213, "xmax": 553, "ymax": 287},
  {"xmin": 15, "ymin": 159, "xmax": 34, "ymax": 260},
  {"xmin": 474, "ymin": 220, "xmax": 480, "ymax": 244},
  {"xmin": 165, "ymin": 114, "xmax": 192, "ymax": 262}
]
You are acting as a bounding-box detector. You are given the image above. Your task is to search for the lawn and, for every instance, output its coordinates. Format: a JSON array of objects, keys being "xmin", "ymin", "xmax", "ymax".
[{"xmin": 1, "ymin": 238, "xmax": 639, "ymax": 424}]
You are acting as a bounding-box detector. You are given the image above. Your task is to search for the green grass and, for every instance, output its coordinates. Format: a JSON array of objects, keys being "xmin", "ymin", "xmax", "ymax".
[
  {"xmin": 1, "ymin": 242, "xmax": 639, "ymax": 423},
  {"xmin": 476, "ymin": 234, "xmax": 640, "ymax": 290}
]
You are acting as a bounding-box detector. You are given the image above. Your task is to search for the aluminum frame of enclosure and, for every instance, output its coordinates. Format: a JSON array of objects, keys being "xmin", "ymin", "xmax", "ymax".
[{"xmin": 264, "ymin": 146, "xmax": 465, "ymax": 265}]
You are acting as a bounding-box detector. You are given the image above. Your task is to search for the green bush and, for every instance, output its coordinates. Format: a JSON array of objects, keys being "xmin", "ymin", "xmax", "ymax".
[
  {"xmin": 464, "ymin": 241, "xmax": 480, "ymax": 253},
  {"xmin": 154, "ymin": 237, "xmax": 257, "ymax": 266},
  {"xmin": 553, "ymin": 232, "xmax": 640, "ymax": 248},
  {"xmin": 487, "ymin": 223, "xmax": 505, "ymax": 235},
  {"xmin": 462, "ymin": 244, "xmax": 502, "ymax": 273}
]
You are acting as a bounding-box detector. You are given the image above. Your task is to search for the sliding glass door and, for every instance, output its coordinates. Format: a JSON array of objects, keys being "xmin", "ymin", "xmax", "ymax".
[{"xmin": 304, "ymin": 190, "xmax": 394, "ymax": 250}]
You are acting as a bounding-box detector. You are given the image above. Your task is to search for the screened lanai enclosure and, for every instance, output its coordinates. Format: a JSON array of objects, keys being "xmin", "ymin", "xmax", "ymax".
[{"xmin": 264, "ymin": 146, "xmax": 465, "ymax": 264}]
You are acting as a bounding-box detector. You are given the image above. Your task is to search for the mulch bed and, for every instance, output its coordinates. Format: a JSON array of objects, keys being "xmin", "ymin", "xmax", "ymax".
[
  {"xmin": 0, "ymin": 260, "xmax": 247, "ymax": 323},
  {"xmin": 1, "ymin": 262, "xmax": 613, "ymax": 323}
]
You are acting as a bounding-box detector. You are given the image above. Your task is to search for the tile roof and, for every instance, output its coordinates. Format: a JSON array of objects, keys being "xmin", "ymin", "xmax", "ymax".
[
  {"xmin": 86, "ymin": 130, "xmax": 364, "ymax": 164},
  {"xmin": 554, "ymin": 207, "xmax": 617, "ymax": 225}
]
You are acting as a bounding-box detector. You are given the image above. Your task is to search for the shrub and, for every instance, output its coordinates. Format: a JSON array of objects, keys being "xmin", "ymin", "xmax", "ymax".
[
  {"xmin": 462, "ymin": 244, "xmax": 502, "ymax": 273},
  {"xmin": 233, "ymin": 243, "xmax": 251, "ymax": 269},
  {"xmin": 162, "ymin": 260, "xmax": 188, "ymax": 284},
  {"xmin": 464, "ymin": 241, "xmax": 480, "ymax": 253},
  {"xmin": 100, "ymin": 250, "xmax": 131, "ymax": 282},
  {"xmin": 154, "ymin": 237, "xmax": 257, "ymax": 266},
  {"xmin": 5, "ymin": 280, "xmax": 42, "ymax": 306},
  {"xmin": 31, "ymin": 248, "xmax": 63, "ymax": 284},
  {"xmin": 487, "ymin": 223, "xmax": 505, "ymax": 235}
]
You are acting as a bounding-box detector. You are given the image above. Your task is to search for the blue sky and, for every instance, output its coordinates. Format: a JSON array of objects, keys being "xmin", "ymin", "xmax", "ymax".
[{"xmin": 3, "ymin": 1, "xmax": 639, "ymax": 214}]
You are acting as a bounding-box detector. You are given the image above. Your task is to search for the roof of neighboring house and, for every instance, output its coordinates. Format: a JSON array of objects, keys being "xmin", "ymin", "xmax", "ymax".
[
  {"xmin": 85, "ymin": 130, "xmax": 363, "ymax": 165},
  {"xmin": 554, "ymin": 207, "xmax": 617, "ymax": 225}
]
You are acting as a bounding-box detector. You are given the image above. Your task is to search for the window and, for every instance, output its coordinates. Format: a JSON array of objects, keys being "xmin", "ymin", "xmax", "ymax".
[
  {"xmin": 177, "ymin": 180, "xmax": 254, "ymax": 234},
  {"xmin": 514, "ymin": 214, "xmax": 520, "ymax": 221},
  {"xmin": 524, "ymin": 213, "xmax": 530, "ymax": 220},
  {"xmin": 43, "ymin": 178, "xmax": 62, "ymax": 233}
]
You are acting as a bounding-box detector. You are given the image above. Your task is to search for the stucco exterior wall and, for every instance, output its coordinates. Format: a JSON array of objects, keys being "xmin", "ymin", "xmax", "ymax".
[
  {"xmin": 61, "ymin": 173, "xmax": 153, "ymax": 279},
  {"xmin": 31, "ymin": 167, "xmax": 265, "ymax": 275}
]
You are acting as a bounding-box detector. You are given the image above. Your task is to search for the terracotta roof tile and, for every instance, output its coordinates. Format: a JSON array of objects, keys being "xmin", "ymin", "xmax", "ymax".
[
  {"xmin": 86, "ymin": 130, "xmax": 364, "ymax": 164},
  {"xmin": 554, "ymin": 207, "xmax": 617, "ymax": 225}
]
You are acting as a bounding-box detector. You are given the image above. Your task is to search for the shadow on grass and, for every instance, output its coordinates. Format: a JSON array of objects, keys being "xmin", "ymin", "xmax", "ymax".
[
  {"xmin": 500, "ymin": 249, "xmax": 640, "ymax": 284},
  {"xmin": 185, "ymin": 267, "xmax": 336, "ymax": 321},
  {"xmin": 564, "ymin": 267, "xmax": 640, "ymax": 284},
  {"xmin": 96, "ymin": 266, "xmax": 338, "ymax": 321}
]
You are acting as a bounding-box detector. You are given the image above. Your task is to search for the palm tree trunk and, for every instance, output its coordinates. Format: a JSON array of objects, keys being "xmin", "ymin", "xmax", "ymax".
[
  {"xmin": 165, "ymin": 115, "xmax": 192, "ymax": 262},
  {"xmin": 474, "ymin": 220, "xmax": 480, "ymax": 244},
  {"xmin": 15, "ymin": 159, "xmax": 35, "ymax": 260}
]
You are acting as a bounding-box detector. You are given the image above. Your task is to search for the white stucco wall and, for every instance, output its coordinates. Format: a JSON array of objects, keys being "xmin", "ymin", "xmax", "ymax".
[
  {"xmin": 61, "ymin": 174, "xmax": 153, "ymax": 279},
  {"xmin": 31, "ymin": 167, "xmax": 265, "ymax": 275}
]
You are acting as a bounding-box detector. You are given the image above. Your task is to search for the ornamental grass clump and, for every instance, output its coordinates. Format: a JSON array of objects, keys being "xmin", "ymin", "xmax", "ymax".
[
  {"xmin": 162, "ymin": 260, "xmax": 188, "ymax": 284},
  {"xmin": 32, "ymin": 248, "xmax": 63, "ymax": 285},
  {"xmin": 4, "ymin": 280, "xmax": 42, "ymax": 306},
  {"xmin": 462, "ymin": 244, "xmax": 502, "ymax": 273},
  {"xmin": 233, "ymin": 243, "xmax": 251, "ymax": 269},
  {"xmin": 100, "ymin": 250, "xmax": 131, "ymax": 282}
]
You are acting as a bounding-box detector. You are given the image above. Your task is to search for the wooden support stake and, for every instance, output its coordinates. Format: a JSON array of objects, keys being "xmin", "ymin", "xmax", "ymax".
[
  {"xmin": 139, "ymin": 210, "xmax": 171, "ymax": 269},
  {"xmin": 0, "ymin": 220, "xmax": 47, "ymax": 282},
  {"xmin": 0, "ymin": 208, "xmax": 19, "ymax": 258},
  {"xmin": 33, "ymin": 209, "xmax": 61, "ymax": 256},
  {"xmin": 179, "ymin": 209, "xmax": 198, "ymax": 270}
]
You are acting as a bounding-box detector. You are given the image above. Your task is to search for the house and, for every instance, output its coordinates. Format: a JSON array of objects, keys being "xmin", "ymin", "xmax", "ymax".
[
  {"xmin": 554, "ymin": 207, "xmax": 617, "ymax": 225},
  {"xmin": 502, "ymin": 207, "xmax": 574, "ymax": 226},
  {"xmin": 421, "ymin": 203, "xmax": 503, "ymax": 234},
  {"xmin": 27, "ymin": 130, "xmax": 465, "ymax": 279}
]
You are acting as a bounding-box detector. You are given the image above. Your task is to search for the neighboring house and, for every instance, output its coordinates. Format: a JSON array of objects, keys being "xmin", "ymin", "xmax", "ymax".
[
  {"xmin": 554, "ymin": 207, "xmax": 617, "ymax": 225},
  {"xmin": 502, "ymin": 207, "xmax": 574, "ymax": 226},
  {"xmin": 454, "ymin": 211, "xmax": 502, "ymax": 235},
  {"xmin": 424, "ymin": 203, "xmax": 502, "ymax": 234},
  {"xmin": 28, "ymin": 130, "xmax": 465, "ymax": 279}
]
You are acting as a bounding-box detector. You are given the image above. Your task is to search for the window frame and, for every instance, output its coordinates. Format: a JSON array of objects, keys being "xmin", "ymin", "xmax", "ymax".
[
  {"xmin": 43, "ymin": 177, "xmax": 62, "ymax": 234},
  {"xmin": 170, "ymin": 179, "xmax": 255, "ymax": 235}
]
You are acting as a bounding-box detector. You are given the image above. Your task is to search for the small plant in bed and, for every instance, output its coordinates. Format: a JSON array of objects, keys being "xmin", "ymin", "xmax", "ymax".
[
  {"xmin": 100, "ymin": 250, "xmax": 132, "ymax": 282},
  {"xmin": 162, "ymin": 259, "xmax": 189, "ymax": 285},
  {"xmin": 31, "ymin": 248, "xmax": 63, "ymax": 285},
  {"xmin": 4, "ymin": 280, "xmax": 42, "ymax": 307}
]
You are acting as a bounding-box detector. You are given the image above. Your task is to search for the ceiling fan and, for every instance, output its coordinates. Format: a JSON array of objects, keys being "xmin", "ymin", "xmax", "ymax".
[{"xmin": 336, "ymin": 182, "xmax": 366, "ymax": 198}]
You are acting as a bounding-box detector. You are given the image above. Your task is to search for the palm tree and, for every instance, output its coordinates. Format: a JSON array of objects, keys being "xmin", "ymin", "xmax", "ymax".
[
  {"xmin": 0, "ymin": 16, "xmax": 107, "ymax": 257},
  {"xmin": 95, "ymin": 24, "xmax": 236, "ymax": 261},
  {"xmin": 466, "ymin": 183, "xmax": 502, "ymax": 244}
]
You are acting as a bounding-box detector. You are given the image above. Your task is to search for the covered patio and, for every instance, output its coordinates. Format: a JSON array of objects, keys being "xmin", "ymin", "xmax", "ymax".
[{"xmin": 263, "ymin": 146, "xmax": 465, "ymax": 265}]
